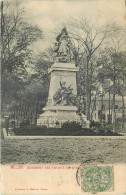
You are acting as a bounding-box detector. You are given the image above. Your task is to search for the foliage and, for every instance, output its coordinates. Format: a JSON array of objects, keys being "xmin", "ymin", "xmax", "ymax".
[
  {"xmin": 97, "ymin": 50, "xmax": 126, "ymax": 84},
  {"xmin": 97, "ymin": 48, "xmax": 126, "ymax": 128},
  {"xmin": 61, "ymin": 121, "xmax": 82, "ymax": 130},
  {"xmin": 90, "ymin": 120, "xmax": 101, "ymax": 128},
  {"xmin": 20, "ymin": 119, "xmax": 30, "ymax": 127},
  {"xmin": 90, "ymin": 121, "xmax": 122, "ymax": 136},
  {"xmin": 12, "ymin": 125, "xmax": 47, "ymax": 135},
  {"xmin": 1, "ymin": 2, "xmax": 43, "ymax": 74},
  {"xmin": 68, "ymin": 17, "xmax": 109, "ymax": 119},
  {"xmin": 1, "ymin": 2, "xmax": 49, "ymax": 126},
  {"xmin": 10, "ymin": 124, "xmax": 122, "ymax": 136}
]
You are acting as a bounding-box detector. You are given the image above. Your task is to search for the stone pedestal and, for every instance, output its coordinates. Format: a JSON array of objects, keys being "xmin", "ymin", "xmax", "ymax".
[{"xmin": 37, "ymin": 62, "xmax": 81, "ymax": 127}]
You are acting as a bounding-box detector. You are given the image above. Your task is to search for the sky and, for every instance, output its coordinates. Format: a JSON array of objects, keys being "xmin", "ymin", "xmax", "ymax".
[{"xmin": 18, "ymin": 0, "xmax": 126, "ymax": 52}]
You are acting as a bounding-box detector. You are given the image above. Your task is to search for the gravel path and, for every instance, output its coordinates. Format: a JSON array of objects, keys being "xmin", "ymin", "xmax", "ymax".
[{"xmin": 1, "ymin": 137, "xmax": 126, "ymax": 164}]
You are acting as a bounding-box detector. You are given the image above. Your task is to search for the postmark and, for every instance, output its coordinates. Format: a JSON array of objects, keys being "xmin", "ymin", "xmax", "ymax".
[{"xmin": 76, "ymin": 164, "xmax": 114, "ymax": 193}]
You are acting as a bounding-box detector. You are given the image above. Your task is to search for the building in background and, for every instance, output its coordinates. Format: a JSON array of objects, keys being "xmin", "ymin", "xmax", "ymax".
[{"xmin": 91, "ymin": 93, "xmax": 126, "ymax": 125}]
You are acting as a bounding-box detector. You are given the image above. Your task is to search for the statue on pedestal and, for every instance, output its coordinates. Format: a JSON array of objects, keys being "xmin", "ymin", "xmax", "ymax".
[
  {"xmin": 37, "ymin": 26, "xmax": 89, "ymax": 128},
  {"xmin": 53, "ymin": 28, "xmax": 74, "ymax": 63}
]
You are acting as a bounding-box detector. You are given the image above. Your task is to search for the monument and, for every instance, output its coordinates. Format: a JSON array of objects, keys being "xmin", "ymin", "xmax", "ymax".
[{"xmin": 37, "ymin": 28, "xmax": 89, "ymax": 127}]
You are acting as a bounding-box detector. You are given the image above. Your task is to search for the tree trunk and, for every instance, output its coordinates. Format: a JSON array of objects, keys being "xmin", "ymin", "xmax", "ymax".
[
  {"xmin": 89, "ymin": 62, "xmax": 93, "ymax": 120},
  {"xmin": 112, "ymin": 62, "xmax": 116, "ymax": 131},
  {"xmin": 86, "ymin": 59, "xmax": 90, "ymax": 120},
  {"xmin": 91, "ymin": 95, "xmax": 96, "ymax": 121},
  {"xmin": 112, "ymin": 78, "xmax": 116, "ymax": 131},
  {"xmin": 100, "ymin": 94, "xmax": 103, "ymax": 123},
  {"xmin": 108, "ymin": 88, "xmax": 111, "ymax": 124},
  {"xmin": 122, "ymin": 95, "xmax": 125, "ymax": 132}
]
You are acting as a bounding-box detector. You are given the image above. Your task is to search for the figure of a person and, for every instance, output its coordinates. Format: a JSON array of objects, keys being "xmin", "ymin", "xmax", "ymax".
[
  {"xmin": 59, "ymin": 79, "xmax": 73, "ymax": 105},
  {"xmin": 60, "ymin": 80, "xmax": 67, "ymax": 105},
  {"xmin": 53, "ymin": 41, "xmax": 59, "ymax": 54},
  {"xmin": 58, "ymin": 33, "xmax": 69, "ymax": 56}
]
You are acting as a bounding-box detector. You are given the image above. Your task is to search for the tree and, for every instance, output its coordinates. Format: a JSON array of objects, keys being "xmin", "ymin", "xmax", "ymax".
[
  {"xmin": 12, "ymin": 51, "xmax": 53, "ymax": 126},
  {"xmin": 115, "ymin": 52, "xmax": 126, "ymax": 131},
  {"xmin": 1, "ymin": 1, "xmax": 43, "ymax": 116},
  {"xmin": 97, "ymin": 49, "xmax": 126, "ymax": 130},
  {"xmin": 1, "ymin": 1, "xmax": 42, "ymax": 74},
  {"xmin": 96, "ymin": 24, "xmax": 126, "ymax": 130},
  {"xmin": 69, "ymin": 17, "xmax": 109, "ymax": 119}
]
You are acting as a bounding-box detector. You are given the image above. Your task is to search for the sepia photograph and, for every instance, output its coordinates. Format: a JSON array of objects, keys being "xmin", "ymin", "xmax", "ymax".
[{"xmin": 1, "ymin": 0, "xmax": 126, "ymax": 194}]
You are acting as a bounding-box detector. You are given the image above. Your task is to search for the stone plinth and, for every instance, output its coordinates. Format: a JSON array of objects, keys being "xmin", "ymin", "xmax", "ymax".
[{"xmin": 37, "ymin": 105, "xmax": 80, "ymax": 127}]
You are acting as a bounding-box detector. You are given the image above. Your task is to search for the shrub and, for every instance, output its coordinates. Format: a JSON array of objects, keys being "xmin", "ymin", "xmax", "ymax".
[
  {"xmin": 61, "ymin": 121, "xmax": 82, "ymax": 131},
  {"xmin": 104, "ymin": 123, "xmax": 113, "ymax": 132},
  {"xmin": 37, "ymin": 125, "xmax": 47, "ymax": 129},
  {"xmin": 90, "ymin": 120, "xmax": 101, "ymax": 128},
  {"xmin": 91, "ymin": 121, "xmax": 111, "ymax": 135},
  {"xmin": 91, "ymin": 127, "xmax": 100, "ymax": 134},
  {"xmin": 12, "ymin": 125, "xmax": 47, "ymax": 135},
  {"xmin": 20, "ymin": 119, "xmax": 30, "ymax": 127}
]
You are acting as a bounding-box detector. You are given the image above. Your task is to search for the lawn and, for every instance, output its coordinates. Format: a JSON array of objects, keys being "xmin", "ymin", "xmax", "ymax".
[{"xmin": 1, "ymin": 137, "xmax": 126, "ymax": 164}]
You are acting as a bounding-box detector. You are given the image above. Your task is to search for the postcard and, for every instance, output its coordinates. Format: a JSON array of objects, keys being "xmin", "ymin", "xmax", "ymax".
[{"xmin": 1, "ymin": 0, "xmax": 126, "ymax": 194}]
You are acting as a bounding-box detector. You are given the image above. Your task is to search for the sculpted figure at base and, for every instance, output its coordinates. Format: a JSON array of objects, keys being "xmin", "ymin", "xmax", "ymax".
[{"xmin": 53, "ymin": 78, "xmax": 76, "ymax": 106}]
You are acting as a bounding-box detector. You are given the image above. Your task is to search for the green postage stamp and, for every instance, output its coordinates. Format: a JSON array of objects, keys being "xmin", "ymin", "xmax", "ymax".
[{"xmin": 80, "ymin": 165, "xmax": 114, "ymax": 193}]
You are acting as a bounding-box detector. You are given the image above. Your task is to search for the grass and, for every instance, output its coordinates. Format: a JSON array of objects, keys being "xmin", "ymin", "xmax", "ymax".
[{"xmin": 1, "ymin": 137, "xmax": 126, "ymax": 164}]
